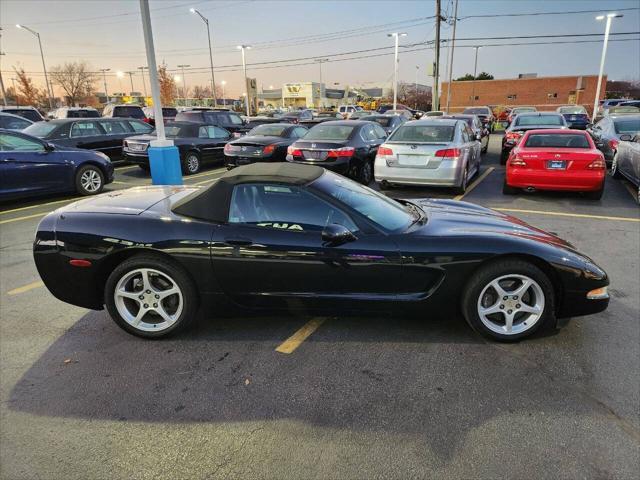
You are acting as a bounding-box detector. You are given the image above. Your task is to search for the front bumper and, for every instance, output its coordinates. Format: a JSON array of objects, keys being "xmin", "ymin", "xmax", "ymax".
[
  {"xmin": 374, "ymin": 158, "xmax": 462, "ymax": 186},
  {"xmin": 506, "ymin": 168, "xmax": 604, "ymax": 192},
  {"xmin": 124, "ymin": 151, "xmax": 150, "ymax": 166}
]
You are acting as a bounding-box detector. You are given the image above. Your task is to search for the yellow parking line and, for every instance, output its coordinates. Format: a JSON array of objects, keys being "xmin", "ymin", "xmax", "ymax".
[
  {"xmin": 112, "ymin": 180, "xmax": 147, "ymax": 186},
  {"xmin": 184, "ymin": 168, "xmax": 227, "ymax": 180},
  {"xmin": 7, "ymin": 280, "xmax": 44, "ymax": 296},
  {"xmin": 454, "ymin": 167, "xmax": 495, "ymax": 201},
  {"xmin": 0, "ymin": 212, "xmax": 47, "ymax": 225},
  {"xmin": 492, "ymin": 207, "xmax": 640, "ymax": 223},
  {"xmin": 0, "ymin": 198, "xmax": 77, "ymax": 215},
  {"xmin": 275, "ymin": 317, "xmax": 327, "ymax": 354}
]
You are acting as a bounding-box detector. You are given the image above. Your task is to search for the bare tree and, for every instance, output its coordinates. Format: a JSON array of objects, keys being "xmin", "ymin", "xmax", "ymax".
[
  {"xmin": 49, "ymin": 61, "xmax": 97, "ymax": 106},
  {"xmin": 192, "ymin": 85, "xmax": 212, "ymax": 100}
]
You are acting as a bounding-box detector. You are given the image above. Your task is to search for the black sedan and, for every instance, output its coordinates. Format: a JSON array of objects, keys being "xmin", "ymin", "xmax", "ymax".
[
  {"xmin": 224, "ymin": 123, "xmax": 308, "ymax": 168},
  {"xmin": 123, "ymin": 121, "xmax": 231, "ymax": 175},
  {"xmin": 286, "ymin": 120, "xmax": 387, "ymax": 184},
  {"xmin": 359, "ymin": 114, "xmax": 407, "ymax": 135},
  {"xmin": 23, "ymin": 118, "xmax": 154, "ymax": 160},
  {"xmin": 501, "ymin": 113, "xmax": 567, "ymax": 163},
  {"xmin": 299, "ymin": 111, "xmax": 344, "ymax": 126},
  {"xmin": 33, "ymin": 162, "xmax": 609, "ymax": 341}
]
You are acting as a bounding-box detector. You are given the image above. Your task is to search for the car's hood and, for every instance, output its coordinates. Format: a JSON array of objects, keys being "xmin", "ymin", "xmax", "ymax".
[
  {"xmin": 56, "ymin": 186, "xmax": 198, "ymax": 215},
  {"xmin": 405, "ymin": 198, "xmax": 575, "ymax": 250}
]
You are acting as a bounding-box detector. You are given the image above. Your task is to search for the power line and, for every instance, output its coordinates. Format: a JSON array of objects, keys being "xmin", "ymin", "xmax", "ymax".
[{"xmin": 459, "ymin": 7, "xmax": 639, "ymax": 20}]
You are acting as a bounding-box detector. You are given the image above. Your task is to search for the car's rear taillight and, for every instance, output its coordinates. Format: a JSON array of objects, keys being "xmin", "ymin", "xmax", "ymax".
[
  {"xmin": 608, "ymin": 139, "xmax": 619, "ymax": 150},
  {"xmin": 587, "ymin": 158, "xmax": 606, "ymax": 170},
  {"xmin": 434, "ymin": 148, "xmax": 461, "ymax": 157},
  {"xmin": 263, "ymin": 144, "xmax": 277, "ymax": 155},
  {"xmin": 377, "ymin": 146, "xmax": 393, "ymax": 156},
  {"xmin": 505, "ymin": 131, "xmax": 522, "ymax": 141},
  {"xmin": 143, "ymin": 117, "xmax": 151, "ymax": 123},
  {"xmin": 287, "ymin": 146, "xmax": 301, "ymax": 156},
  {"xmin": 327, "ymin": 147, "xmax": 355, "ymax": 158},
  {"xmin": 509, "ymin": 156, "xmax": 527, "ymax": 167}
]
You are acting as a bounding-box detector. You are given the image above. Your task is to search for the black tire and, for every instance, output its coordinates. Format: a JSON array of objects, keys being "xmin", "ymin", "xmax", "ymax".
[
  {"xmin": 357, "ymin": 159, "xmax": 373, "ymax": 185},
  {"xmin": 75, "ymin": 164, "xmax": 105, "ymax": 196},
  {"xmin": 104, "ymin": 255, "xmax": 199, "ymax": 339},
  {"xmin": 138, "ymin": 164, "xmax": 150, "ymax": 172},
  {"xmin": 500, "ymin": 149, "xmax": 509, "ymax": 165},
  {"xmin": 182, "ymin": 151, "xmax": 201, "ymax": 175},
  {"xmin": 481, "ymin": 139, "xmax": 489, "ymax": 154},
  {"xmin": 585, "ymin": 183, "xmax": 604, "ymax": 200},
  {"xmin": 502, "ymin": 180, "xmax": 518, "ymax": 195},
  {"xmin": 610, "ymin": 154, "xmax": 622, "ymax": 179},
  {"xmin": 462, "ymin": 259, "xmax": 555, "ymax": 342},
  {"xmin": 454, "ymin": 164, "xmax": 468, "ymax": 195}
]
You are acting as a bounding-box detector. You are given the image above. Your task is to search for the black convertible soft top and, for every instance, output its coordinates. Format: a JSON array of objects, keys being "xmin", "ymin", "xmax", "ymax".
[{"xmin": 172, "ymin": 162, "xmax": 325, "ymax": 222}]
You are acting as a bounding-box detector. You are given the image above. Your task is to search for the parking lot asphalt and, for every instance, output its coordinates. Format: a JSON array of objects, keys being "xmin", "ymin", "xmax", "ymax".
[{"xmin": 1, "ymin": 134, "xmax": 639, "ymax": 479}]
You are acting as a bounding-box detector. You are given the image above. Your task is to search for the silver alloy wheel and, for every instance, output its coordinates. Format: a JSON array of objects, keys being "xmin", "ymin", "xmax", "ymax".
[
  {"xmin": 460, "ymin": 165, "xmax": 468, "ymax": 191},
  {"xmin": 611, "ymin": 156, "xmax": 618, "ymax": 176},
  {"xmin": 80, "ymin": 169, "xmax": 102, "ymax": 192},
  {"xmin": 186, "ymin": 154, "xmax": 200, "ymax": 173},
  {"xmin": 477, "ymin": 274, "xmax": 545, "ymax": 335},
  {"xmin": 113, "ymin": 268, "xmax": 183, "ymax": 332}
]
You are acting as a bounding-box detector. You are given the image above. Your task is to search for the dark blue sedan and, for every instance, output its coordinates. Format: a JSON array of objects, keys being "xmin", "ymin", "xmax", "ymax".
[{"xmin": 0, "ymin": 129, "xmax": 114, "ymax": 201}]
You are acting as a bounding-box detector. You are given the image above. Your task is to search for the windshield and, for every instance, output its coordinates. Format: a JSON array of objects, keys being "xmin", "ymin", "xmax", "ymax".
[
  {"xmin": 443, "ymin": 116, "xmax": 473, "ymax": 127},
  {"xmin": 463, "ymin": 108, "xmax": 490, "ymax": 115},
  {"xmin": 4, "ymin": 109, "xmax": 42, "ymax": 122},
  {"xmin": 614, "ymin": 118, "xmax": 640, "ymax": 134},
  {"xmin": 249, "ymin": 124, "xmax": 288, "ymax": 136},
  {"xmin": 67, "ymin": 110, "xmax": 99, "ymax": 118},
  {"xmin": 312, "ymin": 171, "xmax": 413, "ymax": 231},
  {"xmin": 558, "ymin": 106, "xmax": 587, "ymax": 114},
  {"xmin": 524, "ymin": 133, "xmax": 590, "ymax": 148},
  {"xmin": 515, "ymin": 115, "xmax": 564, "ymax": 126},
  {"xmin": 362, "ymin": 116, "xmax": 391, "ymax": 127},
  {"xmin": 304, "ymin": 125, "xmax": 354, "ymax": 141},
  {"xmin": 23, "ymin": 121, "xmax": 58, "ymax": 138},
  {"xmin": 388, "ymin": 124, "xmax": 455, "ymax": 143},
  {"xmin": 114, "ymin": 106, "xmax": 145, "ymax": 119}
]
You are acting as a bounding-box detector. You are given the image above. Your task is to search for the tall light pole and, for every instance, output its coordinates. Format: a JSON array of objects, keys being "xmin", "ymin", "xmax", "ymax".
[
  {"xmin": 387, "ymin": 32, "xmax": 407, "ymax": 110},
  {"xmin": 99, "ymin": 68, "xmax": 110, "ymax": 103},
  {"xmin": 190, "ymin": 8, "xmax": 217, "ymax": 107},
  {"xmin": 593, "ymin": 13, "xmax": 623, "ymax": 122},
  {"xmin": 116, "ymin": 71, "xmax": 125, "ymax": 95},
  {"xmin": 445, "ymin": 0, "xmax": 459, "ymax": 114},
  {"xmin": 16, "ymin": 24, "xmax": 53, "ymax": 109},
  {"xmin": 177, "ymin": 64, "xmax": 190, "ymax": 105},
  {"xmin": 125, "ymin": 71, "xmax": 135, "ymax": 95},
  {"xmin": 221, "ymin": 80, "xmax": 226, "ymax": 107},
  {"xmin": 314, "ymin": 58, "xmax": 329, "ymax": 108},
  {"xmin": 415, "ymin": 65, "xmax": 419, "ymax": 109},
  {"xmin": 138, "ymin": 66, "xmax": 148, "ymax": 98},
  {"xmin": 237, "ymin": 45, "xmax": 251, "ymax": 116},
  {"xmin": 470, "ymin": 46, "xmax": 481, "ymax": 106}
]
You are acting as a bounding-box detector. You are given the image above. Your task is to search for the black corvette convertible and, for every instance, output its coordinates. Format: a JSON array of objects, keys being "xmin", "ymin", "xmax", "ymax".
[{"xmin": 33, "ymin": 163, "xmax": 609, "ymax": 341}]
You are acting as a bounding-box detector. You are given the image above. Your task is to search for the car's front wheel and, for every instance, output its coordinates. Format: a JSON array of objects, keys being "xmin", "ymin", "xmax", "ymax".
[
  {"xmin": 75, "ymin": 165, "xmax": 104, "ymax": 196},
  {"xmin": 610, "ymin": 153, "xmax": 622, "ymax": 179},
  {"xmin": 182, "ymin": 152, "xmax": 201, "ymax": 175},
  {"xmin": 104, "ymin": 255, "xmax": 199, "ymax": 339},
  {"xmin": 462, "ymin": 259, "xmax": 555, "ymax": 341}
]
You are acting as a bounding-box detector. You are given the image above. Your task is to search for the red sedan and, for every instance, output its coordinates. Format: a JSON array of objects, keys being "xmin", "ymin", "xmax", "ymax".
[{"xmin": 503, "ymin": 129, "xmax": 606, "ymax": 199}]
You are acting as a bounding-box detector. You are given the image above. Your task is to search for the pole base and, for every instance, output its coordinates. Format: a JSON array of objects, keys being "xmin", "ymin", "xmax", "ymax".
[{"xmin": 148, "ymin": 146, "xmax": 183, "ymax": 185}]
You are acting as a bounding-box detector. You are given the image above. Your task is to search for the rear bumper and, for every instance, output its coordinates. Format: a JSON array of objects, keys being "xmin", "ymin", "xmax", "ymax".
[
  {"xmin": 374, "ymin": 159, "xmax": 462, "ymax": 186},
  {"xmin": 286, "ymin": 156, "xmax": 351, "ymax": 175},
  {"xmin": 225, "ymin": 153, "xmax": 273, "ymax": 168},
  {"xmin": 506, "ymin": 168, "xmax": 604, "ymax": 191}
]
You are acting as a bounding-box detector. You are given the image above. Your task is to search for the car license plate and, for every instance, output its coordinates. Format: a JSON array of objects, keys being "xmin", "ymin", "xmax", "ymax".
[
  {"xmin": 304, "ymin": 151, "xmax": 322, "ymax": 160},
  {"xmin": 129, "ymin": 144, "xmax": 145, "ymax": 152},
  {"xmin": 547, "ymin": 160, "xmax": 566, "ymax": 169},
  {"xmin": 399, "ymin": 155, "xmax": 428, "ymax": 166}
]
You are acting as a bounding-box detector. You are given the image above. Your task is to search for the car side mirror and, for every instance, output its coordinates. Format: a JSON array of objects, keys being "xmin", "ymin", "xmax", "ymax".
[
  {"xmin": 322, "ymin": 223, "xmax": 357, "ymax": 246},
  {"xmin": 619, "ymin": 134, "xmax": 632, "ymax": 141},
  {"xmin": 475, "ymin": 133, "xmax": 482, "ymax": 141},
  {"xmin": 44, "ymin": 142, "xmax": 55, "ymax": 151}
]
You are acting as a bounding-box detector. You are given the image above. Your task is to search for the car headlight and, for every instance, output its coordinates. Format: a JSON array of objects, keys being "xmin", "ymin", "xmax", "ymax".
[
  {"xmin": 96, "ymin": 152, "xmax": 110, "ymax": 161},
  {"xmin": 583, "ymin": 260, "xmax": 606, "ymax": 280}
]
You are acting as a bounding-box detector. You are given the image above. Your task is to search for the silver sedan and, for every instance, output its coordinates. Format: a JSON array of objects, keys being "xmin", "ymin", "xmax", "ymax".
[
  {"xmin": 374, "ymin": 118, "xmax": 481, "ymax": 194},
  {"xmin": 612, "ymin": 132, "xmax": 640, "ymax": 204}
]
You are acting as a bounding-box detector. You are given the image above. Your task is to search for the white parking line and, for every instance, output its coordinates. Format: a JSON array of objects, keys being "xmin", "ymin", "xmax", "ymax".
[{"xmin": 492, "ymin": 207, "xmax": 640, "ymax": 223}]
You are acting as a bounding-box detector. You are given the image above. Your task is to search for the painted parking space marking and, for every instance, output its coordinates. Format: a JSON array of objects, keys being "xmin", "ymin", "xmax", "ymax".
[
  {"xmin": 275, "ymin": 317, "xmax": 327, "ymax": 354},
  {"xmin": 492, "ymin": 207, "xmax": 640, "ymax": 223},
  {"xmin": 0, "ymin": 198, "xmax": 78, "ymax": 216},
  {"xmin": 454, "ymin": 167, "xmax": 495, "ymax": 201},
  {"xmin": 0, "ymin": 212, "xmax": 48, "ymax": 225},
  {"xmin": 184, "ymin": 168, "xmax": 227, "ymax": 180},
  {"xmin": 7, "ymin": 281, "xmax": 44, "ymax": 296},
  {"xmin": 114, "ymin": 165, "xmax": 139, "ymax": 172}
]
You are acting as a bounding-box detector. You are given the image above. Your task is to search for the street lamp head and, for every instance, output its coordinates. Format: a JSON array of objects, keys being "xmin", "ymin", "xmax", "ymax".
[
  {"xmin": 116, "ymin": 71, "xmax": 124, "ymax": 78},
  {"xmin": 15, "ymin": 24, "xmax": 22, "ymax": 29},
  {"xmin": 174, "ymin": 75, "xmax": 181, "ymax": 82},
  {"xmin": 221, "ymin": 80, "xmax": 226, "ymax": 85},
  {"xmin": 189, "ymin": 8, "xmax": 195, "ymax": 13}
]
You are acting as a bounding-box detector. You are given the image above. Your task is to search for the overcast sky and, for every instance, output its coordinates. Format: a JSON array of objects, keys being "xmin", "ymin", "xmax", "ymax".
[{"xmin": 1, "ymin": 0, "xmax": 639, "ymax": 98}]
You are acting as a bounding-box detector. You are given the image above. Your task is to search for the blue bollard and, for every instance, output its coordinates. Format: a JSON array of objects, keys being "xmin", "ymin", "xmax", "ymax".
[{"xmin": 148, "ymin": 144, "xmax": 183, "ymax": 185}]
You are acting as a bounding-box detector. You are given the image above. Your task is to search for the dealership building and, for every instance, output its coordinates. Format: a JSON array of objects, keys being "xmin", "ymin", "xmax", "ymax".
[
  {"xmin": 441, "ymin": 74, "xmax": 607, "ymax": 114},
  {"xmin": 258, "ymin": 82, "xmax": 393, "ymax": 109}
]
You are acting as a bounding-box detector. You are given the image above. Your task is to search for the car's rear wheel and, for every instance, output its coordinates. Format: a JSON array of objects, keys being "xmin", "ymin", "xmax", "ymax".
[
  {"xmin": 104, "ymin": 255, "xmax": 199, "ymax": 339},
  {"xmin": 182, "ymin": 152, "xmax": 201, "ymax": 175},
  {"xmin": 75, "ymin": 165, "xmax": 104, "ymax": 196},
  {"xmin": 502, "ymin": 179, "xmax": 518, "ymax": 195},
  {"xmin": 500, "ymin": 150, "xmax": 509, "ymax": 165},
  {"xmin": 610, "ymin": 153, "xmax": 622, "ymax": 179},
  {"xmin": 358, "ymin": 159, "xmax": 373, "ymax": 185},
  {"xmin": 462, "ymin": 259, "xmax": 555, "ymax": 341},
  {"xmin": 454, "ymin": 164, "xmax": 468, "ymax": 195},
  {"xmin": 585, "ymin": 183, "xmax": 605, "ymax": 200}
]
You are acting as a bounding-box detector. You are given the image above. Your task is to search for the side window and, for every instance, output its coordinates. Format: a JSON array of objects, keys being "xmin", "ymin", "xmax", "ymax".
[
  {"xmin": 203, "ymin": 112, "xmax": 221, "ymax": 125},
  {"xmin": 128, "ymin": 120, "xmax": 152, "ymax": 133},
  {"xmin": 228, "ymin": 184, "xmax": 357, "ymax": 233},
  {"xmin": 210, "ymin": 126, "xmax": 229, "ymax": 138},
  {"xmin": 99, "ymin": 120, "xmax": 127, "ymax": 134},
  {"xmin": 460, "ymin": 125, "xmax": 469, "ymax": 143},
  {"xmin": 70, "ymin": 121, "xmax": 103, "ymax": 137},
  {"xmin": 0, "ymin": 133, "xmax": 45, "ymax": 152},
  {"xmin": 293, "ymin": 127, "xmax": 307, "ymax": 138},
  {"xmin": 228, "ymin": 114, "xmax": 244, "ymax": 125},
  {"xmin": 373, "ymin": 124, "xmax": 387, "ymax": 139},
  {"xmin": 198, "ymin": 126, "xmax": 209, "ymax": 138}
]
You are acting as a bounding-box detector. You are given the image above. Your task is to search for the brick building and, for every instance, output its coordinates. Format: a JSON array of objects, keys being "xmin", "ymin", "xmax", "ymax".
[{"xmin": 441, "ymin": 74, "xmax": 607, "ymax": 115}]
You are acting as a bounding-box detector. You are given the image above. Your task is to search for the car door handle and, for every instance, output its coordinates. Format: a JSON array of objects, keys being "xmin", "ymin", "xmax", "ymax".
[{"xmin": 225, "ymin": 237, "xmax": 253, "ymax": 246}]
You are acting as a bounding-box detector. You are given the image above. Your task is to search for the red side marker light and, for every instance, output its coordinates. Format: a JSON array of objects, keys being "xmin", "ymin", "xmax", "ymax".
[{"xmin": 69, "ymin": 259, "xmax": 92, "ymax": 267}]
